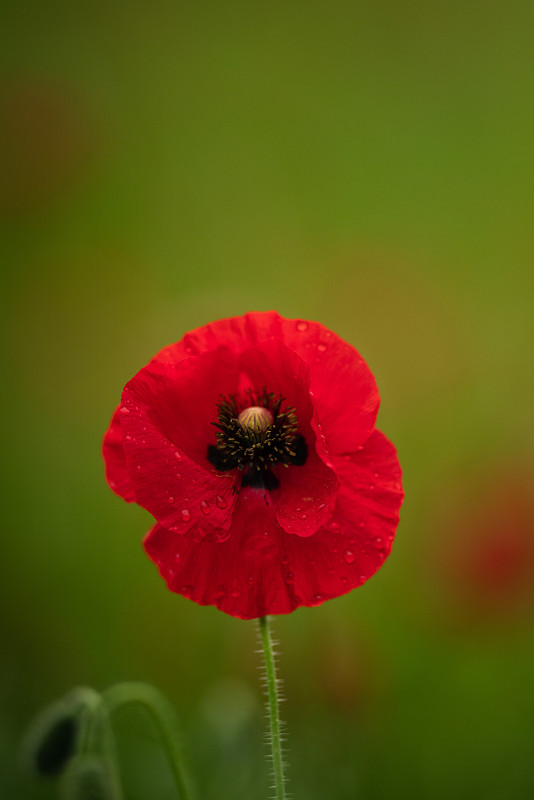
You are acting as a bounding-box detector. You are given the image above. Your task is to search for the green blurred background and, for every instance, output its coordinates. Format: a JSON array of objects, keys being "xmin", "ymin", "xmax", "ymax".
[{"xmin": 1, "ymin": 1, "xmax": 534, "ymax": 798}]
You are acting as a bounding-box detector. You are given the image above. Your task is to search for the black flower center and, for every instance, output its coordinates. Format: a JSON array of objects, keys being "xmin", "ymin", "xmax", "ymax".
[{"xmin": 207, "ymin": 388, "xmax": 308, "ymax": 490}]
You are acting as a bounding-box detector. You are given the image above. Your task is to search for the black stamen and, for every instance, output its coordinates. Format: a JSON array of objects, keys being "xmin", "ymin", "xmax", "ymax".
[{"xmin": 207, "ymin": 388, "xmax": 307, "ymax": 488}]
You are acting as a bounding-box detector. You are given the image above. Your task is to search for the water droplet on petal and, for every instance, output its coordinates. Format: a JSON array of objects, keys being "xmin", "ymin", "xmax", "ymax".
[
  {"xmin": 341, "ymin": 576, "xmax": 349, "ymax": 585},
  {"xmin": 373, "ymin": 536, "xmax": 385, "ymax": 549},
  {"xmin": 281, "ymin": 556, "xmax": 289, "ymax": 565},
  {"xmin": 181, "ymin": 584, "xmax": 193, "ymax": 595},
  {"xmin": 317, "ymin": 343, "xmax": 327, "ymax": 352},
  {"xmin": 231, "ymin": 589, "xmax": 240, "ymax": 598},
  {"xmin": 174, "ymin": 451, "xmax": 183, "ymax": 461},
  {"xmin": 174, "ymin": 553, "xmax": 181, "ymax": 563},
  {"xmin": 296, "ymin": 320, "xmax": 309, "ymax": 332},
  {"xmin": 312, "ymin": 593, "xmax": 323, "ymax": 603},
  {"xmin": 181, "ymin": 509, "xmax": 191, "ymax": 522},
  {"xmin": 344, "ymin": 550, "xmax": 355, "ymax": 564},
  {"xmin": 216, "ymin": 495, "xmax": 227, "ymax": 509},
  {"xmin": 200, "ymin": 500, "xmax": 210, "ymax": 515},
  {"xmin": 120, "ymin": 406, "xmax": 130, "ymax": 415},
  {"xmin": 360, "ymin": 548, "xmax": 368, "ymax": 556},
  {"xmin": 124, "ymin": 434, "xmax": 132, "ymax": 441},
  {"xmin": 329, "ymin": 521, "xmax": 341, "ymax": 531},
  {"xmin": 299, "ymin": 513, "xmax": 308, "ymax": 520},
  {"xmin": 168, "ymin": 496, "xmax": 175, "ymax": 504},
  {"xmin": 247, "ymin": 577, "xmax": 255, "ymax": 586}
]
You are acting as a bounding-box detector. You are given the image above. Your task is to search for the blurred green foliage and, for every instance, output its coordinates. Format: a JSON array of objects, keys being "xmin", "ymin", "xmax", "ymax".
[{"xmin": 1, "ymin": 1, "xmax": 533, "ymax": 798}]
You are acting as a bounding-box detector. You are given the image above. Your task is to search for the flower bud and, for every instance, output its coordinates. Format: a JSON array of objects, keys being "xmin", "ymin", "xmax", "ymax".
[
  {"xmin": 22, "ymin": 687, "xmax": 100, "ymax": 777},
  {"xmin": 22, "ymin": 701, "xmax": 79, "ymax": 776}
]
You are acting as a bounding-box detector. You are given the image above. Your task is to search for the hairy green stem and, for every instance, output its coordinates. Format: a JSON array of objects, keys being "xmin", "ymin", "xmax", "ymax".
[{"xmin": 258, "ymin": 616, "xmax": 287, "ymax": 800}]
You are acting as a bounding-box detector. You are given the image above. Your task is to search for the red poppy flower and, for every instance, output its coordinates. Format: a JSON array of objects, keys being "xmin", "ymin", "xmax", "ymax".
[{"xmin": 103, "ymin": 312, "xmax": 403, "ymax": 619}]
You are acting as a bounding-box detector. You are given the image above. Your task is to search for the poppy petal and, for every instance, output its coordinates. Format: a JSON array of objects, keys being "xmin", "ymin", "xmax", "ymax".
[
  {"xmin": 149, "ymin": 311, "xmax": 379, "ymax": 458},
  {"xmin": 102, "ymin": 406, "xmax": 136, "ymax": 502},
  {"xmin": 144, "ymin": 429, "xmax": 402, "ymax": 619},
  {"xmin": 117, "ymin": 349, "xmax": 241, "ymax": 534}
]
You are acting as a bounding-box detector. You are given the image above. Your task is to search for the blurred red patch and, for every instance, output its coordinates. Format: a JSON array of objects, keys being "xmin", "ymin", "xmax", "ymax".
[
  {"xmin": 0, "ymin": 78, "xmax": 96, "ymax": 216},
  {"xmin": 430, "ymin": 464, "xmax": 534, "ymax": 626}
]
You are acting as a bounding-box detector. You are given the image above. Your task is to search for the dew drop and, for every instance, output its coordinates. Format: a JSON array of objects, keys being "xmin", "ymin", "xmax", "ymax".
[
  {"xmin": 175, "ymin": 473, "xmax": 181, "ymax": 479},
  {"xmin": 373, "ymin": 536, "xmax": 385, "ymax": 549},
  {"xmin": 360, "ymin": 548, "xmax": 368, "ymax": 556},
  {"xmin": 174, "ymin": 451, "xmax": 183, "ymax": 462},
  {"xmin": 247, "ymin": 577, "xmax": 255, "ymax": 586},
  {"xmin": 296, "ymin": 320, "xmax": 309, "ymax": 332},
  {"xmin": 317, "ymin": 343, "xmax": 327, "ymax": 352},
  {"xmin": 312, "ymin": 593, "xmax": 323, "ymax": 603},
  {"xmin": 341, "ymin": 576, "xmax": 349, "ymax": 585},
  {"xmin": 120, "ymin": 406, "xmax": 130, "ymax": 415},
  {"xmin": 136, "ymin": 465, "xmax": 142, "ymax": 470},
  {"xmin": 318, "ymin": 503, "xmax": 326, "ymax": 510},
  {"xmin": 168, "ymin": 496, "xmax": 175, "ymax": 504},
  {"xmin": 302, "ymin": 496, "xmax": 312, "ymax": 502},
  {"xmin": 299, "ymin": 513, "xmax": 308, "ymax": 520},
  {"xmin": 344, "ymin": 550, "xmax": 355, "ymax": 564},
  {"xmin": 231, "ymin": 589, "xmax": 240, "ymax": 598},
  {"xmin": 295, "ymin": 507, "xmax": 302, "ymax": 512},
  {"xmin": 181, "ymin": 584, "xmax": 193, "ymax": 595},
  {"xmin": 216, "ymin": 495, "xmax": 227, "ymax": 509},
  {"xmin": 329, "ymin": 521, "xmax": 341, "ymax": 531},
  {"xmin": 200, "ymin": 500, "xmax": 210, "ymax": 515},
  {"xmin": 281, "ymin": 556, "xmax": 289, "ymax": 565},
  {"xmin": 181, "ymin": 509, "xmax": 191, "ymax": 522},
  {"xmin": 124, "ymin": 434, "xmax": 132, "ymax": 441},
  {"xmin": 356, "ymin": 444, "xmax": 365, "ymax": 451},
  {"xmin": 359, "ymin": 574, "xmax": 367, "ymax": 582},
  {"xmin": 174, "ymin": 553, "xmax": 181, "ymax": 563}
]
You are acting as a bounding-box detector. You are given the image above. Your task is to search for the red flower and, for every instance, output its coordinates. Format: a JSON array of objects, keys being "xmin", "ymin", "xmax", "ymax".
[{"xmin": 103, "ymin": 312, "xmax": 403, "ymax": 619}]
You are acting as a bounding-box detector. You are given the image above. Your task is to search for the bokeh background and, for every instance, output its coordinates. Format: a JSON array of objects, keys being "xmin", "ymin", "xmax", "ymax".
[{"xmin": 1, "ymin": 1, "xmax": 534, "ymax": 798}]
